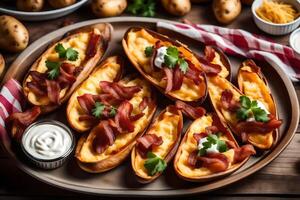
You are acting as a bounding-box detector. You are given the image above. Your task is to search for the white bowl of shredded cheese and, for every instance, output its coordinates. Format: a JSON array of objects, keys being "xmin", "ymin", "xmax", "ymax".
[{"xmin": 252, "ymin": 0, "xmax": 300, "ymax": 35}]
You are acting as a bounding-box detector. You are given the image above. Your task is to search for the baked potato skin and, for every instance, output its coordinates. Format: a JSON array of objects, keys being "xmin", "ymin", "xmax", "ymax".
[
  {"xmin": 174, "ymin": 114, "xmax": 249, "ymax": 182},
  {"xmin": 131, "ymin": 106, "xmax": 183, "ymax": 183},
  {"xmin": 17, "ymin": 0, "xmax": 44, "ymax": 12},
  {"xmin": 122, "ymin": 27, "xmax": 207, "ymax": 105},
  {"xmin": 237, "ymin": 60, "xmax": 278, "ymax": 149},
  {"xmin": 75, "ymin": 78, "xmax": 157, "ymax": 173},
  {"xmin": 66, "ymin": 56, "xmax": 123, "ymax": 133},
  {"xmin": 22, "ymin": 23, "xmax": 112, "ymax": 114}
]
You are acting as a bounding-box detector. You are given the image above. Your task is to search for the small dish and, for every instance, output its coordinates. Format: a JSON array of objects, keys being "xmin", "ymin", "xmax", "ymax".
[
  {"xmin": 251, "ymin": 0, "xmax": 300, "ymax": 35},
  {"xmin": 0, "ymin": 0, "xmax": 89, "ymax": 21},
  {"xmin": 289, "ymin": 27, "xmax": 300, "ymax": 54},
  {"xmin": 21, "ymin": 120, "xmax": 75, "ymax": 169}
]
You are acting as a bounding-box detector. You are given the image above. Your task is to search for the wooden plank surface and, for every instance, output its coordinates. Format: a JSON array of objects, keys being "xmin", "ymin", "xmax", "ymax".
[{"xmin": 1, "ymin": 3, "xmax": 300, "ymax": 199}]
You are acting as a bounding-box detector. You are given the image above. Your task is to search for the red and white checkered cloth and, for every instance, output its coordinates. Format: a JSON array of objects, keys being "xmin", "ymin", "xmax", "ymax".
[
  {"xmin": 0, "ymin": 79, "xmax": 23, "ymax": 147},
  {"xmin": 157, "ymin": 22, "xmax": 300, "ymax": 81}
]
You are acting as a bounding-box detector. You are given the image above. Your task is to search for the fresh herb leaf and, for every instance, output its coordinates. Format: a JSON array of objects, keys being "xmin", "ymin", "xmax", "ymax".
[
  {"xmin": 55, "ymin": 43, "xmax": 78, "ymax": 61},
  {"xmin": 145, "ymin": 46, "xmax": 154, "ymax": 57},
  {"xmin": 207, "ymin": 134, "xmax": 218, "ymax": 144},
  {"xmin": 109, "ymin": 106, "xmax": 117, "ymax": 117},
  {"xmin": 127, "ymin": 0, "xmax": 156, "ymax": 17},
  {"xmin": 144, "ymin": 152, "xmax": 167, "ymax": 176},
  {"xmin": 178, "ymin": 58, "xmax": 188, "ymax": 74},
  {"xmin": 236, "ymin": 96, "xmax": 270, "ymax": 122},
  {"xmin": 197, "ymin": 134, "xmax": 228, "ymax": 156},
  {"xmin": 92, "ymin": 102, "xmax": 105, "ymax": 118},
  {"xmin": 217, "ymin": 140, "xmax": 227, "ymax": 153},
  {"xmin": 45, "ymin": 60, "xmax": 60, "ymax": 80},
  {"xmin": 164, "ymin": 46, "xmax": 179, "ymax": 68}
]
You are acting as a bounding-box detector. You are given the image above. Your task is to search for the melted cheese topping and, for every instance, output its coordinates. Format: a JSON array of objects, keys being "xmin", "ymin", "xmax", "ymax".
[
  {"xmin": 76, "ymin": 78, "xmax": 154, "ymax": 163},
  {"xmin": 133, "ymin": 110, "xmax": 181, "ymax": 179},
  {"xmin": 125, "ymin": 29, "xmax": 206, "ymax": 102},
  {"xmin": 175, "ymin": 115, "xmax": 236, "ymax": 178},
  {"xmin": 67, "ymin": 57, "xmax": 121, "ymax": 132},
  {"xmin": 24, "ymin": 30, "xmax": 99, "ymax": 106}
]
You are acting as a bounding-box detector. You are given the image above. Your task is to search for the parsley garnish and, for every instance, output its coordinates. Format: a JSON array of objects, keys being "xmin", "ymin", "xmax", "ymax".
[
  {"xmin": 198, "ymin": 134, "xmax": 227, "ymax": 156},
  {"xmin": 92, "ymin": 102, "xmax": 105, "ymax": 118},
  {"xmin": 55, "ymin": 43, "xmax": 79, "ymax": 61},
  {"xmin": 178, "ymin": 58, "xmax": 188, "ymax": 73},
  {"xmin": 45, "ymin": 60, "xmax": 60, "ymax": 80},
  {"xmin": 144, "ymin": 152, "xmax": 167, "ymax": 176},
  {"xmin": 109, "ymin": 106, "xmax": 117, "ymax": 117},
  {"xmin": 236, "ymin": 96, "xmax": 269, "ymax": 122},
  {"xmin": 145, "ymin": 46, "xmax": 154, "ymax": 57},
  {"xmin": 127, "ymin": 0, "xmax": 156, "ymax": 17},
  {"xmin": 164, "ymin": 46, "xmax": 179, "ymax": 68}
]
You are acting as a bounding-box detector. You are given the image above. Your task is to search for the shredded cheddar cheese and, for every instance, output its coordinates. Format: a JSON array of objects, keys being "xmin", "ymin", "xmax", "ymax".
[{"xmin": 256, "ymin": 0, "xmax": 299, "ymax": 24}]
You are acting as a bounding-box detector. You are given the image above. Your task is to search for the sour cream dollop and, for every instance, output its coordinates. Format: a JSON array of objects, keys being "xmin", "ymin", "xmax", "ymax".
[
  {"xmin": 246, "ymin": 100, "xmax": 270, "ymax": 122},
  {"xmin": 22, "ymin": 123, "xmax": 73, "ymax": 160},
  {"xmin": 154, "ymin": 46, "xmax": 168, "ymax": 68},
  {"xmin": 198, "ymin": 137, "xmax": 219, "ymax": 154}
]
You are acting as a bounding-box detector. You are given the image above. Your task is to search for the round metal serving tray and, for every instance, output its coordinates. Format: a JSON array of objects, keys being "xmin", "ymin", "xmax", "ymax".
[{"xmin": 1, "ymin": 17, "xmax": 299, "ymax": 197}]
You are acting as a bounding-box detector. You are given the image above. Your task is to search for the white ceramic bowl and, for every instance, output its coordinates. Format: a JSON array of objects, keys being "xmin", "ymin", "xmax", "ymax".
[
  {"xmin": 252, "ymin": 0, "xmax": 300, "ymax": 35},
  {"xmin": 0, "ymin": 0, "xmax": 89, "ymax": 21}
]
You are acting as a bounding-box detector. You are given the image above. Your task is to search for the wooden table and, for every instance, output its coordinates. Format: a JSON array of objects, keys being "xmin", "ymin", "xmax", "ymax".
[{"xmin": 1, "ymin": 3, "xmax": 300, "ymax": 200}]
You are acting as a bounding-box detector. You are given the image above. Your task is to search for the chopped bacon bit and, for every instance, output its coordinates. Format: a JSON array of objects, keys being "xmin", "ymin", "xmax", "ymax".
[
  {"xmin": 114, "ymin": 101, "xmax": 135, "ymax": 133},
  {"xmin": 204, "ymin": 46, "xmax": 216, "ymax": 62},
  {"xmin": 6, "ymin": 106, "xmax": 41, "ymax": 141},
  {"xmin": 172, "ymin": 66, "xmax": 184, "ymax": 91},
  {"xmin": 27, "ymin": 82, "xmax": 46, "ymax": 96},
  {"xmin": 139, "ymin": 97, "xmax": 153, "ymax": 111},
  {"xmin": 58, "ymin": 63, "xmax": 76, "ymax": 87},
  {"xmin": 236, "ymin": 115, "xmax": 282, "ymax": 134},
  {"xmin": 193, "ymin": 132, "xmax": 208, "ymax": 142},
  {"xmin": 244, "ymin": 59, "xmax": 260, "ymax": 73},
  {"xmin": 226, "ymin": 140, "xmax": 237, "ymax": 149},
  {"xmin": 185, "ymin": 60, "xmax": 203, "ymax": 85},
  {"xmin": 99, "ymin": 81, "xmax": 141, "ymax": 100},
  {"xmin": 188, "ymin": 151, "xmax": 229, "ymax": 172},
  {"xmin": 240, "ymin": 132, "xmax": 248, "ymax": 143},
  {"xmin": 136, "ymin": 134, "xmax": 163, "ymax": 158},
  {"xmin": 163, "ymin": 68, "xmax": 174, "ymax": 93},
  {"xmin": 205, "ymin": 126, "xmax": 219, "ymax": 135},
  {"xmin": 220, "ymin": 89, "xmax": 240, "ymax": 112},
  {"xmin": 92, "ymin": 121, "xmax": 115, "ymax": 154},
  {"xmin": 197, "ymin": 55, "xmax": 222, "ymax": 76},
  {"xmin": 85, "ymin": 32, "xmax": 101, "ymax": 60},
  {"xmin": 77, "ymin": 94, "xmax": 95, "ymax": 114},
  {"xmin": 46, "ymin": 80, "xmax": 60, "ymax": 104},
  {"xmin": 78, "ymin": 114, "xmax": 98, "ymax": 122},
  {"xmin": 130, "ymin": 113, "xmax": 145, "ymax": 121},
  {"xmin": 233, "ymin": 144, "xmax": 256, "ymax": 164},
  {"xmin": 175, "ymin": 100, "xmax": 206, "ymax": 120}
]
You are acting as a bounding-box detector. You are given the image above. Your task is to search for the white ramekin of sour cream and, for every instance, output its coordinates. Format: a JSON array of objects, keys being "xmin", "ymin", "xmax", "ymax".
[{"xmin": 21, "ymin": 120, "xmax": 75, "ymax": 169}]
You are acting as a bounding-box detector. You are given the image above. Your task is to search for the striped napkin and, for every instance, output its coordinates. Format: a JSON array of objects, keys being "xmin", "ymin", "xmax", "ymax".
[
  {"xmin": 157, "ymin": 21, "xmax": 300, "ymax": 82},
  {"xmin": 0, "ymin": 79, "xmax": 23, "ymax": 147}
]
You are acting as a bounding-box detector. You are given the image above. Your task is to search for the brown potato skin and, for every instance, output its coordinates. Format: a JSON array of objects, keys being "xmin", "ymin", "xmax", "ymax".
[
  {"xmin": 131, "ymin": 106, "xmax": 183, "ymax": 183},
  {"xmin": 48, "ymin": 0, "xmax": 76, "ymax": 8},
  {"xmin": 122, "ymin": 27, "xmax": 208, "ymax": 106},
  {"xmin": 0, "ymin": 15, "xmax": 29, "ymax": 53},
  {"xmin": 76, "ymin": 97, "xmax": 158, "ymax": 173},
  {"xmin": 174, "ymin": 113, "xmax": 250, "ymax": 182},
  {"xmin": 213, "ymin": 0, "xmax": 242, "ymax": 24},
  {"xmin": 17, "ymin": 0, "xmax": 44, "ymax": 12},
  {"xmin": 91, "ymin": 0, "xmax": 127, "ymax": 17},
  {"xmin": 22, "ymin": 23, "xmax": 112, "ymax": 114},
  {"xmin": 0, "ymin": 54, "xmax": 5, "ymax": 79},
  {"xmin": 162, "ymin": 0, "xmax": 191, "ymax": 16},
  {"xmin": 237, "ymin": 59, "xmax": 279, "ymax": 148}
]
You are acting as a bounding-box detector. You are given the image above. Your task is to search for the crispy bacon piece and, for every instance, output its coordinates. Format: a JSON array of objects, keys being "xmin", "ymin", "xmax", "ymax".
[
  {"xmin": 85, "ymin": 32, "xmax": 101, "ymax": 61},
  {"xmin": 99, "ymin": 81, "xmax": 141, "ymax": 100},
  {"xmin": 172, "ymin": 66, "xmax": 184, "ymax": 90},
  {"xmin": 175, "ymin": 100, "xmax": 206, "ymax": 120},
  {"xmin": 46, "ymin": 80, "xmax": 60, "ymax": 104},
  {"xmin": 185, "ymin": 60, "xmax": 203, "ymax": 85},
  {"xmin": 115, "ymin": 101, "xmax": 140, "ymax": 133},
  {"xmin": 197, "ymin": 55, "xmax": 222, "ymax": 75},
  {"xmin": 233, "ymin": 144, "xmax": 256, "ymax": 164},
  {"xmin": 188, "ymin": 151, "xmax": 229, "ymax": 172},
  {"xmin": 77, "ymin": 94, "xmax": 95, "ymax": 114},
  {"xmin": 236, "ymin": 115, "xmax": 282, "ymax": 134},
  {"xmin": 136, "ymin": 134, "xmax": 163, "ymax": 158},
  {"xmin": 163, "ymin": 68, "xmax": 174, "ymax": 93},
  {"xmin": 6, "ymin": 106, "xmax": 41, "ymax": 141},
  {"xmin": 193, "ymin": 132, "xmax": 208, "ymax": 142},
  {"xmin": 139, "ymin": 97, "xmax": 153, "ymax": 111},
  {"xmin": 244, "ymin": 59, "xmax": 260, "ymax": 73},
  {"xmin": 220, "ymin": 89, "xmax": 240, "ymax": 112},
  {"xmin": 92, "ymin": 121, "xmax": 115, "ymax": 154},
  {"xmin": 58, "ymin": 63, "xmax": 76, "ymax": 87},
  {"xmin": 204, "ymin": 46, "xmax": 216, "ymax": 62}
]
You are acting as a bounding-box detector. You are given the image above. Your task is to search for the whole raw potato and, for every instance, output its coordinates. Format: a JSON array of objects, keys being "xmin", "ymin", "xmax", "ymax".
[
  {"xmin": 0, "ymin": 53, "xmax": 5, "ymax": 78},
  {"xmin": 0, "ymin": 15, "xmax": 29, "ymax": 53},
  {"xmin": 213, "ymin": 0, "xmax": 241, "ymax": 24},
  {"xmin": 91, "ymin": 0, "xmax": 127, "ymax": 17},
  {"xmin": 162, "ymin": 0, "xmax": 191, "ymax": 16},
  {"xmin": 16, "ymin": 0, "xmax": 44, "ymax": 12},
  {"xmin": 48, "ymin": 0, "xmax": 76, "ymax": 8}
]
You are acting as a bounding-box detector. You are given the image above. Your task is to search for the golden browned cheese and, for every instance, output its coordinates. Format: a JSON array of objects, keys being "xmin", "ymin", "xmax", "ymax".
[
  {"xmin": 174, "ymin": 115, "xmax": 236, "ymax": 178},
  {"xmin": 67, "ymin": 56, "xmax": 122, "ymax": 132},
  {"xmin": 23, "ymin": 30, "xmax": 98, "ymax": 106},
  {"xmin": 237, "ymin": 63, "xmax": 276, "ymax": 149},
  {"xmin": 76, "ymin": 78, "xmax": 154, "ymax": 163},
  {"xmin": 132, "ymin": 109, "xmax": 181, "ymax": 180},
  {"xmin": 125, "ymin": 29, "xmax": 206, "ymax": 102}
]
